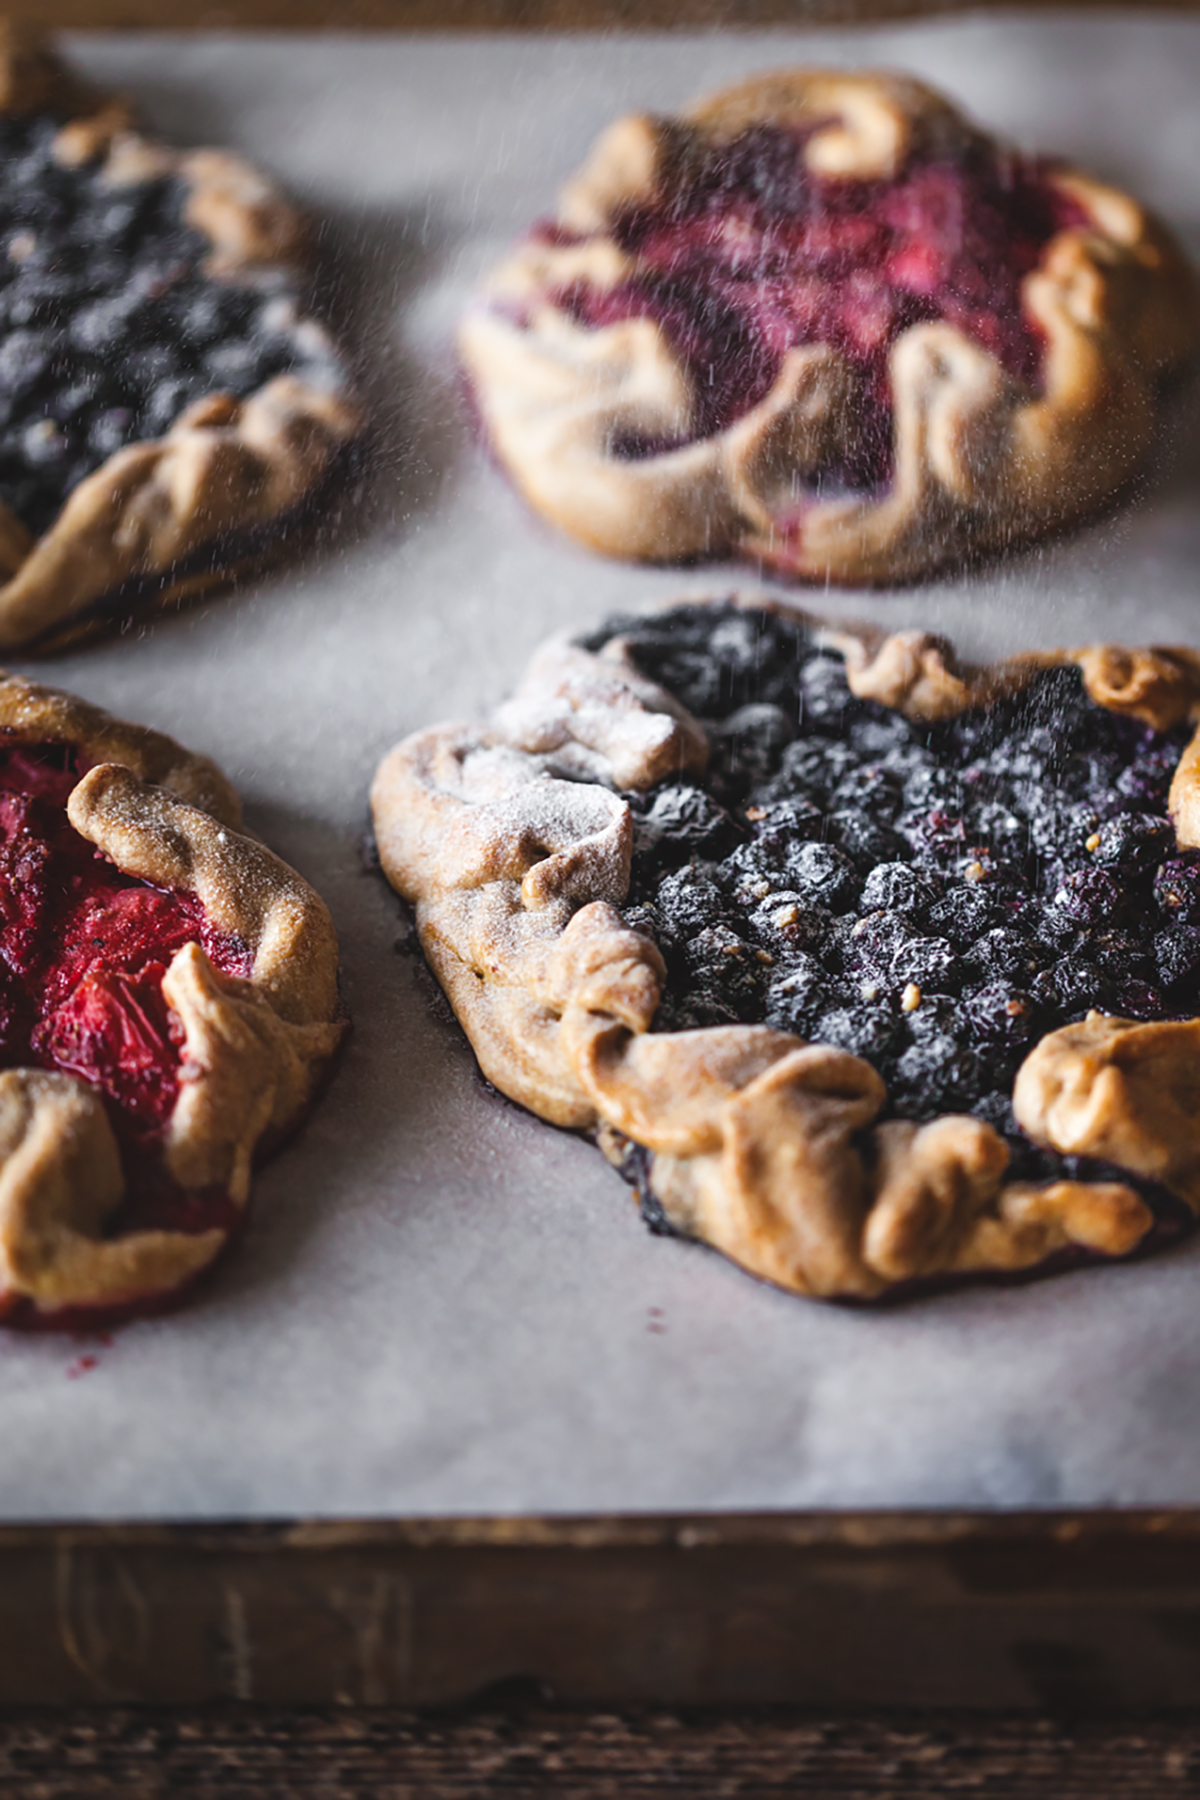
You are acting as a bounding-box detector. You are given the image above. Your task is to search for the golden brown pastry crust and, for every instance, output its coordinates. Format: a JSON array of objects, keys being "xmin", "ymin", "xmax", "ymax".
[
  {"xmin": 461, "ymin": 69, "xmax": 1200, "ymax": 587},
  {"xmin": 372, "ymin": 594, "xmax": 1200, "ymax": 1301},
  {"xmin": 0, "ymin": 26, "xmax": 361, "ymax": 653},
  {"xmin": 0, "ymin": 669, "xmax": 344, "ymax": 1316}
]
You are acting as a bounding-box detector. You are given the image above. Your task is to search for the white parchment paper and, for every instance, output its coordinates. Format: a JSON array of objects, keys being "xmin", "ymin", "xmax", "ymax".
[{"xmin": 3, "ymin": 13, "xmax": 1200, "ymax": 1518}]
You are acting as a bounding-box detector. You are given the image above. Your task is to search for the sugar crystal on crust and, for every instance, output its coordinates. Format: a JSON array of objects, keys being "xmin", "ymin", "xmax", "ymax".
[
  {"xmin": 462, "ymin": 70, "xmax": 1199, "ymax": 585},
  {"xmin": 373, "ymin": 596, "xmax": 1200, "ymax": 1301}
]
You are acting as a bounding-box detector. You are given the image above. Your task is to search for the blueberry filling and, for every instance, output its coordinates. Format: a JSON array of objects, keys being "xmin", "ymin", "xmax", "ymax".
[
  {"xmin": 551, "ymin": 127, "xmax": 1084, "ymax": 488},
  {"xmin": 0, "ymin": 113, "xmax": 330, "ymax": 538},
  {"xmin": 0, "ymin": 739, "xmax": 252, "ymax": 1320},
  {"xmin": 583, "ymin": 603, "xmax": 1199, "ymax": 1195}
]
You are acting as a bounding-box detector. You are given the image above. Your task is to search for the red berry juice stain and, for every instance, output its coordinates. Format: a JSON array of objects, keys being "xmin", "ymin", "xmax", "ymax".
[{"xmin": 66, "ymin": 1330, "xmax": 113, "ymax": 1379}]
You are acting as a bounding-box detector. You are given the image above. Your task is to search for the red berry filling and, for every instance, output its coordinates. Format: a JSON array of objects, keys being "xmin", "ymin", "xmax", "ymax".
[
  {"xmin": 552, "ymin": 126, "xmax": 1087, "ymax": 488},
  {"xmin": 0, "ymin": 740, "xmax": 253, "ymax": 1322}
]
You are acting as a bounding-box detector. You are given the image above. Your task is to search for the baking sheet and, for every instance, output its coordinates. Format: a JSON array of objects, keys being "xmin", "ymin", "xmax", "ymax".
[{"xmin": 3, "ymin": 13, "xmax": 1200, "ymax": 1518}]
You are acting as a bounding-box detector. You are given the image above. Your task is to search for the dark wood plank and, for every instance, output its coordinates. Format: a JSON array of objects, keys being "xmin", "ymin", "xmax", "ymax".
[
  {"xmin": 2, "ymin": 1706, "xmax": 1200, "ymax": 1797},
  {"xmin": 7, "ymin": 1513, "xmax": 1200, "ymax": 1711},
  {"xmin": 10, "ymin": 0, "xmax": 1200, "ymax": 29}
]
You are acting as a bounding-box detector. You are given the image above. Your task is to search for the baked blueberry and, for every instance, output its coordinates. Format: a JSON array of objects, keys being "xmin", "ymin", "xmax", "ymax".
[
  {"xmin": 824, "ymin": 809, "xmax": 908, "ymax": 872},
  {"xmin": 831, "ymin": 764, "xmax": 904, "ymax": 816},
  {"xmin": 678, "ymin": 923, "xmax": 765, "ymax": 1021},
  {"xmin": 848, "ymin": 712, "xmax": 921, "ymax": 759},
  {"xmin": 813, "ymin": 1003, "xmax": 899, "ymax": 1064},
  {"xmin": 746, "ymin": 796, "xmax": 824, "ymax": 858},
  {"xmin": 889, "ymin": 933, "xmax": 959, "ymax": 995},
  {"xmin": 1044, "ymin": 955, "xmax": 1113, "ymax": 1014},
  {"xmin": 649, "ymin": 864, "xmax": 735, "ymax": 941},
  {"xmin": 1089, "ymin": 931, "xmax": 1153, "ymax": 981},
  {"xmin": 798, "ymin": 655, "xmax": 855, "ymax": 729},
  {"xmin": 602, "ymin": 602, "xmax": 1199, "ymax": 1191},
  {"xmin": 710, "ymin": 702, "xmax": 796, "ymax": 795},
  {"xmin": 893, "ymin": 1035, "xmax": 983, "ymax": 1117},
  {"xmin": 1115, "ymin": 977, "xmax": 1168, "ymax": 1019},
  {"xmin": 1155, "ymin": 925, "xmax": 1200, "ymax": 996},
  {"xmin": 765, "ymin": 954, "xmax": 834, "ymax": 1035},
  {"xmin": 784, "ymin": 840, "xmax": 860, "ymax": 911},
  {"xmin": 1091, "ymin": 812, "xmax": 1174, "ymax": 872},
  {"xmin": 964, "ymin": 982, "xmax": 1041, "ymax": 1049},
  {"xmin": 1155, "ymin": 857, "xmax": 1200, "ymax": 925},
  {"xmin": 901, "ymin": 993, "xmax": 960, "ymax": 1041},
  {"xmin": 860, "ymin": 861, "xmax": 940, "ymax": 918},
  {"xmin": 1053, "ymin": 867, "xmax": 1132, "ymax": 927},
  {"xmin": 747, "ymin": 892, "xmax": 833, "ymax": 957},
  {"xmin": 926, "ymin": 882, "xmax": 996, "ymax": 944},
  {"xmin": 761, "ymin": 735, "xmax": 859, "ymax": 803},
  {"xmin": 0, "ymin": 35, "xmax": 359, "ymax": 651},
  {"xmin": 630, "ymin": 782, "xmax": 739, "ymax": 870},
  {"xmin": 967, "ymin": 927, "xmax": 1042, "ymax": 983},
  {"xmin": 848, "ymin": 911, "xmax": 917, "ymax": 979}
]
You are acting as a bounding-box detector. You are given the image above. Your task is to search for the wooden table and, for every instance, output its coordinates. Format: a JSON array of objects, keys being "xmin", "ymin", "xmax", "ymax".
[
  {"xmin": 5, "ymin": 1706, "xmax": 1200, "ymax": 1796},
  {"xmin": 9, "ymin": 1512, "xmax": 1200, "ymax": 1706},
  {"xmin": 0, "ymin": 1513, "xmax": 1199, "ymax": 1792},
  {"xmin": 13, "ymin": 1513, "xmax": 1200, "ymax": 1713}
]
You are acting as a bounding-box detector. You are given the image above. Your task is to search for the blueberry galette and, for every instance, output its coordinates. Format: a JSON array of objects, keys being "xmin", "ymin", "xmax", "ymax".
[
  {"xmin": 373, "ymin": 596, "xmax": 1200, "ymax": 1300},
  {"xmin": 0, "ymin": 26, "xmax": 360, "ymax": 651},
  {"xmin": 461, "ymin": 70, "xmax": 1198, "ymax": 586},
  {"xmin": 0, "ymin": 673, "xmax": 342, "ymax": 1325}
]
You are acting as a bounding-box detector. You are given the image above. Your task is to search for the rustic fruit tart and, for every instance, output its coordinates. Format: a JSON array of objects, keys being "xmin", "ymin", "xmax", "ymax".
[
  {"xmin": 461, "ymin": 69, "xmax": 1198, "ymax": 586},
  {"xmin": 0, "ymin": 24, "xmax": 360, "ymax": 651},
  {"xmin": 373, "ymin": 597, "xmax": 1200, "ymax": 1301},
  {"xmin": 0, "ymin": 672, "xmax": 342, "ymax": 1327}
]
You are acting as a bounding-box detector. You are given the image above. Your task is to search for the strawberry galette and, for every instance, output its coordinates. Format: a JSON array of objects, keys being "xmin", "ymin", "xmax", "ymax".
[
  {"xmin": 373, "ymin": 596, "xmax": 1200, "ymax": 1302},
  {"xmin": 0, "ymin": 674, "xmax": 342, "ymax": 1326},
  {"xmin": 461, "ymin": 70, "xmax": 1198, "ymax": 585}
]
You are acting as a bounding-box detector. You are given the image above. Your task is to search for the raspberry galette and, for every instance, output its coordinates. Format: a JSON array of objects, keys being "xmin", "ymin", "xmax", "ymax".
[
  {"xmin": 0, "ymin": 26, "xmax": 360, "ymax": 651},
  {"xmin": 461, "ymin": 70, "xmax": 1198, "ymax": 586},
  {"xmin": 0, "ymin": 673, "xmax": 342, "ymax": 1325},
  {"xmin": 373, "ymin": 596, "xmax": 1200, "ymax": 1301}
]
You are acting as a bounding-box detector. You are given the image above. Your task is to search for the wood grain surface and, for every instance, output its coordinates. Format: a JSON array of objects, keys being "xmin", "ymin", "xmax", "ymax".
[
  {"xmin": 3, "ymin": 1706, "xmax": 1200, "ymax": 1797},
  {"xmin": 8, "ymin": 1513, "xmax": 1200, "ymax": 1713},
  {"xmin": 13, "ymin": 0, "xmax": 1200, "ymax": 29}
]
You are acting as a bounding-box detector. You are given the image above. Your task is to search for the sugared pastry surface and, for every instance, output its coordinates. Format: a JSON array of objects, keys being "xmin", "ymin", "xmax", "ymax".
[
  {"xmin": 0, "ymin": 673, "xmax": 343, "ymax": 1327},
  {"xmin": 0, "ymin": 25, "xmax": 360, "ymax": 652},
  {"xmin": 461, "ymin": 70, "xmax": 1199, "ymax": 586},
  {"xmin": 373, "ymin": 596, "xmax": 1200, "ymax": 1301}
]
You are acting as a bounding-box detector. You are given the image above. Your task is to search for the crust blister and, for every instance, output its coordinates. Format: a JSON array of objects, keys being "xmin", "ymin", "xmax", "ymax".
[
  {"xmin": 372, "ymin": 594, "xmax": 1200, "ymax": 1301},
  {"xmin": 462, "ymin": 69, "xmax": 1200, "ymax": 586},
  {"xmin": 0, "ymin": 30, "xmax": 362, "ymax": 652},
  {"xmin": 0, "ymin": 672, "xmax": 344, "ymax": 1318}
]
